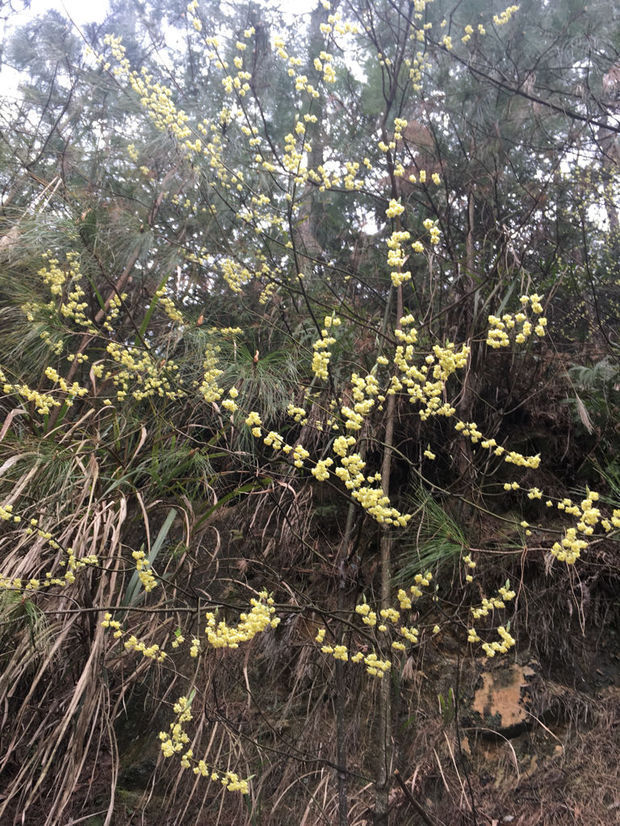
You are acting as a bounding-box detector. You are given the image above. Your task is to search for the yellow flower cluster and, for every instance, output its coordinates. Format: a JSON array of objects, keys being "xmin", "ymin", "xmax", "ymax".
[
  {"xmin": 504, "ymin": 450, "xmax": 541, "ymax": 469},
  {"xmin": 48, "ymin": 546, "xmax": 99, "ymax": 584},
  {"xmin": 331, "ymin": 435, "xmax": 353, "ymax": 457},
  {"xmin": 342, "ymin": 159, "xmax": 363, "ymax": 190},
  {"xmin": 551, "ymin": 491, "xmax": 602, "ymax": 563},
  {"xmin": 380, "ymin": 607, "xmax": 401, "ymax": 624},
  {"xmin": 124, "ymin": 634, "xmax": 167, "ymax": 662},
  {"xmin": 487, "ymin": 294, "xmax": 547, "ymax": 348},
  {"xmin": 396, "ymin": 589, "xmax": 411, "ymax": 610},
  {"xmin": 387, "ymin": 229, "xmax": 411, "ymax": 287},
  {"xmin": 407, "ymin": 1, "xmax": 489, "ymax": 50},
  {"xmin": 101, "ymin": 611, "xmax": 167, "ymax": 663},
  {"xmin": 291, "ymin": 444, "xmax": 309, "ymax": 468},
  {"xmin": 24, "ymin": 251, "xmax": 97, "ymax": 334},
  {"xmin": 0, "ymin": 574, "xmax": 43, "ymax": 592},
  {"xmin": 199, "ymin": 343, "xmax": 224, "ymax": 404},
  {"xmin": 410, "ymin": 570, "xmax": 433, "ymax": 597},
  {"xmin": 311, "ymin": 457, "xmax": 333, "ymax": 481},
  {"xmin": 171, "ymin": 629, "xmax": 185, "ymax": 649},
  {"xmin": 454, "ymin": 420, "xmax": 483, "ymax": 443},
  {"xmin": 0, "ymin": 503, "xmax": 19, "ymax": 523},
  {"xmin": 481, "ymin": 625, "xmax": 515, "ymax": 657},
  {"xmin": 398, "ymin": 624, "xmax": 419, "ymax": 644},
  {"xmin": 287, "ymin": 404, "xmax": 307, "ymax": 424},
  {"xmin": 262, "ymin": 430, "xmax": 282, "ymax": 450},
  {"xmin": 245, "ymin": 410, "xmax": 262, "ymax": 437},
  {"xmin": 203, "ymin": 591, "xmax": 280, "ymax": 649},
  {"xmin": 191, "ymin": 761, "xmax": 249, "ymax": 793},
  {"xmin": 2, "ymin": 375, "xmax": 62, "ymax": 416},
  {"xmin": 102, "ymin": 293, "xmax": 127, "ymax": 334},
  {"xmin": 219, "ymin": 257, "xmax": 253, "ymax": 293},
  {"xmin": 318, "ymin": 577, "xmax": 437, "ymax": 678},
  {"xmin": 470, "ymin": 582, "xmax": 516, "ymax": 621},
  {"xmin": 320, "ymin": 642, "xmax": 349, "ymax": 661},
  {"xmin": 349, "ymin": 372, "xmax": 380, "ymax": 419},
  {"xmin": 355, "ymin": 602, "xmax": 377, "ymax": 626},
  {"xmin": 159, "ymin": 694, "xmax": 192, "ymax": 757},
  {"xmin": 552, "ymin": 529, "xmax": 588, "ymax": 564},
  {"xmin": 103, "ymin": 35, "xmax": 195, "ymax": 152},
  {"xmin": 60, "ymin": 282, "xmax": 90, "ymax": 328},
  {"xmin": 497, "ymin": 487, "xmax": 617, "ymax": 562},
  {"xmin": 392, "ymin": 117, "xmax": 407, "ymax": 142},
  {"xmin": 222, "ymin": 386, "xmax": 239, "ymax": 414},
  {"xmin": 155, "ymin": 286, "xmax": 184, "ymax": 324},
  {"xmin": 393, "ymin": 329, "xmax": 468, "ymax": 421},
  {"xmin": 403, "ymin": 50, "xmax": 430, "ymax": 91},
  {"xmin": 209, "ymin": 326, "xmax": 244, "ymax": 337},
  {"xmin": 101, "ymin": 612, "xmax": 123, "ymax": 638},
  {"xmin": 422, "ymin": 217, "xmax": 441, "ymax": 245},
  {"xmin": 462, "ymin": 553, "xmax": 476, "ymax": 582},
  {"xmin": 571, "ymin": 492, "xmax": 600, "ymax": 535},
  {"xmin": 603, "ymin": 509, "xmax": 620, "ymax": 533},
  {"xmin": 132, "ymin": 550, "xmax": 157, "ymax": 592},
  {"xmin": 105, "ymin": 342, "xmax": 182, "ymax": 403},
  {"xmin": 66, "ymin": 353, "xmax": 89, "ymax": 365},
  {"xmin": 282, "ymin": 128, "xmax": 309, "ymax": 179},
  {"xmin": 319, "ymin": 626, "xmax": 391, "ymax": 676},
  {"xmin": 352, "ymin": 651, "xmax": 391, "ymax": 678},
  {"xmin": 462, "ymin": 24, "xmax": 474, "ymax": 44},
  {"xmin": 386, "ymin": 199, "xmax": 405, "ymax": 219},
  {"xmin": 377, "ymin": 136, "xmax": 396, "ymax": 153},
  {"xmin": 272, "ymin": 36, "xmax": 318, "ymax": 98},
  {"xmin": 467, "ymin": 582, "xmax": 517, "ymax": 656},
  {"xmin": 0, "ymin": 511, "xmax": 98, "ymax": 591},
  {"xmin": 312, "ymin": 317, "xmax": 340, "ymax": 380},
  {"xmin": 334, "ymin": 448, "xmax": 410, "ymax": 526},
  {"xmin": 493, "ymin": 4, "xmax": 520, "ymax": 26},
  {"xmin": 39, "ymin": 251, "xmax": 69, "ymax": 296},
  {"xmin": 44, "ymin": 367, "xmax": 88, "ymax": 403},
  {"xmin": 317, "ymin": 8, "xmax": 359, "ymax": 38},
  {"xmin": 454, "ymin": 428, "xmax": 540, "ymax": 470}
]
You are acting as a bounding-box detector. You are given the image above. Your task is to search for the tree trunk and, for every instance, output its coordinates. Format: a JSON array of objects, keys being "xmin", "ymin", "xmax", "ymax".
[{"xmin": 374, "ymin": 282, "xmax": 402, "ymax": 825}]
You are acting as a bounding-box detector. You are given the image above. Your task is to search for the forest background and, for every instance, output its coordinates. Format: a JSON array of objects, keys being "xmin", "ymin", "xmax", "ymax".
[{"xmin": 0, "ymin": 0, "xmax": 618, "ymax": 824}]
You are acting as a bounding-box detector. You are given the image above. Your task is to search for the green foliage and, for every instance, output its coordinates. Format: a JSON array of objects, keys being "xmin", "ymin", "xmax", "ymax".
[
  {"xmin": 123, "ymin": 507, "xmax": 177, "ymax": 607},
  {"xmin": 395, "ymin": 486, "xmax": 466, "ymax": 581},
  {"xmin": 567, "ymin": 357, "xmax": 620, "ymax": 477}
]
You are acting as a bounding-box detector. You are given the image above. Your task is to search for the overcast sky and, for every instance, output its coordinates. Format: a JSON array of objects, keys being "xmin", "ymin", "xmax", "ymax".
[
  {"xmin": 5, "ymin": 0, "xmax": 317, "ymax": 28},
  {"xmin": 8, "ymin": 0, "xmax": 111, "ymax": 27}
]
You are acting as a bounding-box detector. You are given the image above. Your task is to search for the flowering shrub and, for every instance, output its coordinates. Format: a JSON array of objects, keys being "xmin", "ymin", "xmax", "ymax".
[{"xmin": 0, "ymin": 0, "xmax": 618, "ymax": 821}]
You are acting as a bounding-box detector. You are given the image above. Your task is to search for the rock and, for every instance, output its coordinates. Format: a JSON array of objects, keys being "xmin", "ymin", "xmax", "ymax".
[{"xmin": 471, "ymin": 662, "xmax": 537, "ymax": 735}]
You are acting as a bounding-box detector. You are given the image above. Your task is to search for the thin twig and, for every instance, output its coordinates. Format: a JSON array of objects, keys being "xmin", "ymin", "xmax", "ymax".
[{"xmin": 393, "ymin": 770, "xmax": 441, "ymax": 826}]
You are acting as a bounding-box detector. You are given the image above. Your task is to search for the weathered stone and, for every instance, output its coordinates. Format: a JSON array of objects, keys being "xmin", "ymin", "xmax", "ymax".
[{"xmin": 471, "ymin": 663, "xmax": 537, "ymax": 734}]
